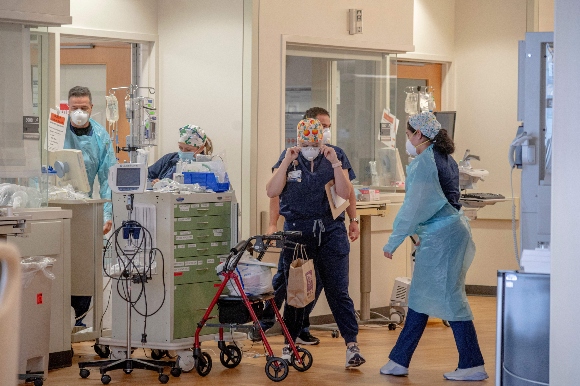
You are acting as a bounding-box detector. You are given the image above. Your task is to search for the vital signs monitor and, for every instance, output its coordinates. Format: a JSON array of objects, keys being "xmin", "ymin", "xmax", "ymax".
[{"xmin": 108, "ymin": 163, "xmax": 147, "ymax": 193}]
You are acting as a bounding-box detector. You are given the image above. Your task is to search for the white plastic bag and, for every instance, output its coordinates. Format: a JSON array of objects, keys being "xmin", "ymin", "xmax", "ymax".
[
  {"xmin": 216, "ymin": 252, "xmax": 275, "ymax": 296},
  {"xmin": 20, "ymin": 256, "xmax": 56, "ymax": 288}
]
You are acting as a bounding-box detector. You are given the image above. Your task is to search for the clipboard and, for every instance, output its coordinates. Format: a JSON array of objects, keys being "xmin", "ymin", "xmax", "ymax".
[{"xmin": 325, "ymin": 180, "xmax": 350, "ymax": 219}]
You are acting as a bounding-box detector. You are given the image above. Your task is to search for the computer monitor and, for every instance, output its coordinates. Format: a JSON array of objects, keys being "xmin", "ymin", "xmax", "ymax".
[
  {"xmin": 108, "ymin": 163, "xmax": 147, "ymax": 194},
  {"xmin": 48, "ymin": 150, "xmax": 91, "ymax": 193},
  {"xmin": 434, "ymin": 111, "xmax": 456, "ymax": 140}
]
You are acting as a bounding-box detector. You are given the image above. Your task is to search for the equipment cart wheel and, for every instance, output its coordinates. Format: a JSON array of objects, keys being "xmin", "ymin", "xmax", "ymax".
[
  {"xmin": 33, "ymin": 378, "xmax": 43, "ymax": 386},
  {"xmin": 151, "ymin": 349, "xmax": 168, "ymax": 360},
  {"xmin": 265, "ymin": 357, "xmax": 289, "ymax": 382},
  {"xmin": 80, "ymin": 368, "xmax": 90, "ymax": 378},
  {"xmin": 195, "ymin": 352, "xmax": 212, "ymax": 377},
  {"xmin": 176, "ymin": 353, "xmax": 195, "ymax": 373},
  {"xmin": 388, "ymin": 324, "xmax": 397, "ymax": 331},
  {"xmin": 170, "ymin": 367, "xmax": 182, "ymax": 377},
  {"xmin": 158, "ymin": 374, "xmax": 169, "ymax": 384},
  {"xmin": 101, "ymin": 374, "xmax": 111, "ymax": 384},
  {"xmin": 331, "ymin": 330, "xmax": 340, "ymax": 338},
  {"xmin": 220, "ymin": 345, "xmax": 242, "ymax": 368},
  {"xmin": 94, "ymin": 344, "xmax": 110, "ymax": 358},
  {"xmin": 290, "ymin": 347, "xmax": 313, "ymax": 372}
]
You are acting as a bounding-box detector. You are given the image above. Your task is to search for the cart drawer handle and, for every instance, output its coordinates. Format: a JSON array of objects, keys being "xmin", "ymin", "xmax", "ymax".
[
  {"xmin": 197, "ymin": 248, "xmax": 209, "ymax": 252},
  {"xmin": 196, "ymin": 235, "xmax": 210, "ymax": 238},
  {"xmin": 196, "ymin": 222, "xmax": 209, "ymax": 225},
  {"xmin": 197, "ymin": 209, "xmax": 209, "ymax": 212},
  {"xmin": 196, "ymin": 268, "xmax": 209, "ymax": 272}
]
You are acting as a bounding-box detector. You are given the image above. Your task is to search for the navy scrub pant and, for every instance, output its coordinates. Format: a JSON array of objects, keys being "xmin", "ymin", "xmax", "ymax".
[
  {"xmin": 389, "ymin": 308, "xmax": 485, "ymax": 369},
  {"xmin": 281, "ymin": 218, "xmax": 358, "ymax": 345}
]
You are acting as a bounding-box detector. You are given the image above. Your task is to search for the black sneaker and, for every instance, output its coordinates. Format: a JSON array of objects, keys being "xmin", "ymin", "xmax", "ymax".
[
  {"xmin": 296, "ymin": 331, "xmax": 320, "ymax": 345},
  {"xmin": 248, "ymin": 325, "xmax": 263, "ymax": 342}
]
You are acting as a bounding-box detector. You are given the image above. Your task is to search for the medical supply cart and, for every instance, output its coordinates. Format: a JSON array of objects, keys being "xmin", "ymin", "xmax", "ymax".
[{"xmin": 96, "ymin": 190, "xmax": 238, "ymax": 370}]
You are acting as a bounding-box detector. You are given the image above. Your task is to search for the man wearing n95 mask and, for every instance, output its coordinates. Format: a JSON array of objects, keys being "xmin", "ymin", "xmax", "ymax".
[{"xmin": 65, "ymin": 86, "xmax": 117, "ymax": 327}]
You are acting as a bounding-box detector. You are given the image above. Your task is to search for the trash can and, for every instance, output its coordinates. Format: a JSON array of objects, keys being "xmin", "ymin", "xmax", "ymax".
[{"xmin": 18, "ymin": 256, "xmax": 56, "ymax": 385}]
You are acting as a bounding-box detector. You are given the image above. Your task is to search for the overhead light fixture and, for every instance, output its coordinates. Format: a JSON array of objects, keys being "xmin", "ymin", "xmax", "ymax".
[{"xmin": 60, "ymin": 44, "xmax": 95, "ymax": 49}]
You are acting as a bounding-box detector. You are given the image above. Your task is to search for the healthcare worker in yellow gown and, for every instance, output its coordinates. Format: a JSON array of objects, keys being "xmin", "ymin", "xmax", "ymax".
[{"xmin": 380, "ymin": 112, "xmax": 488, "ymax": 381}]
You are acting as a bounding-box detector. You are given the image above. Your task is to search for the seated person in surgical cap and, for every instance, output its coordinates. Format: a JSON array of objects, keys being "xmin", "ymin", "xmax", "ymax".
[{"xmin": 148, "ymin": 124, "xmax": 213, "ymax": 183}]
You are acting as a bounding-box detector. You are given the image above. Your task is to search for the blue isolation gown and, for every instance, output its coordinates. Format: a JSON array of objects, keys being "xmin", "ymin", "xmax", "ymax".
[{"xmin": 383, "ymin": 146, "xmax": 476, "ymax": 321}]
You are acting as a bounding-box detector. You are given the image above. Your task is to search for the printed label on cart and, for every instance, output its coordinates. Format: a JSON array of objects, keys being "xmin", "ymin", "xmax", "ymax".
[
  {"xmin": 213, "ymin": 229, "xmax": 224, "ymax": 235},
  {"xmin": 178, "ymin": 217, "xmax": 192, "ymax": 222},
  {"xmin": 207, "ymin": 259, "xmax": 215, "ymax": 264},
  {"xmin": 174, "ymin": 262, "xmax": 185, "ymax": 267},
  {"xmin": 220, "ymin": 257, "xmax": 226, "ymax": 263},
  {"xmin": 179, "ymin": 205, "xmax": 190, "ymax": 211},
  {"xmin": 215, "ymin": 203, "xmax": 224, "ymax": 207},
  {"xmin": 187, "ymin": 244, "xmax": 197, "ymax": 248},
  {"xmin": 197, "ymin": 260, "xmax": 203, "ymax": 265},
  {"xmin": 211, "ymin": 242, "xmax": 218, "ymax": 247},
  {"xmin": 177, "ymin": 245, "xmax": 185, "ymax": 249},
  {"xmin": 179, "ymin": 231, "xmax": 192, "ymax": 235},
  {"xmin": 174, "ymin": 267, "xmax": 190, "ymax": 272},
  {"xmin": 175, "ymin": 235, "xmax": 193, "ymax": 241},
  {"xmin": 185, "ymin": 261, "xmax": 198, "ymax": 266},
  {"xmin": 191, "ymin": 204, "xmax": 200, "ymax": 208},
  {"xmin": 222, "ymin": 242, "xmax": 228, "ymax": 246},
  {"xmin": 201, "ymin": 203, "xmax": 210, "ymax": 208},
  {"xmin": 174, "ymin": 272, "xmax": 183, "ymax": 277}
]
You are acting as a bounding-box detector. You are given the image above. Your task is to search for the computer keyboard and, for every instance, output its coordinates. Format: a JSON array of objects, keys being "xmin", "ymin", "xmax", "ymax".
[{"xmin": 461, "ymin": 193, "xmax": 505, "ymax": 200}]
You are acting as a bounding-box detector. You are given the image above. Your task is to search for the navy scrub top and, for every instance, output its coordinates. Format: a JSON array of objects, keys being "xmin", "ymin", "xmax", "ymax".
[
  {"xmin": 148, "ymin": 152, "xmax": 179, "ymax": 180},
  {"xmin": 433, "ymin": 148, "xmax": 461, "ymax": 210},
  {"xmin": 273, "ymin": 145, "xmax": 355, "ymax": 222}
]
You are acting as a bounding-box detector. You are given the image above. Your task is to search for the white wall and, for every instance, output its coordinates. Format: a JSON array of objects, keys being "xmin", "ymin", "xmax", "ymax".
[
  {"xmin": 0, "ymin": 0, "xmax": 71, "ymax": 26},
  {"xmin": 551, "ymin": 0, "xmax": 580, "ymax": 382},
  {"xmin": 157, "ymin": 0, "xmax": 244, "ymax": 208}
]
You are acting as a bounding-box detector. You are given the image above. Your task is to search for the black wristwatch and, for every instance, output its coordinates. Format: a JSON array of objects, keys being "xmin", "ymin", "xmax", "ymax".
[{"xmin": 349, "ymin": 218, "xmax": 359, "ymax": 223}]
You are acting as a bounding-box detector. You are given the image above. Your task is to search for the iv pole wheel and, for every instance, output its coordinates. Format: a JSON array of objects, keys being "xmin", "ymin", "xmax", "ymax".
[
  {"xmin": 101, "ymin": 374, "xmax": 111, "ymax": 384},
  {"xmin": 79, "ymin": 368, "xmax": 90, "ymax": 378},
  {"xmin": 158, "ymin": 374, "xmax": 169, "ymax": 384}
]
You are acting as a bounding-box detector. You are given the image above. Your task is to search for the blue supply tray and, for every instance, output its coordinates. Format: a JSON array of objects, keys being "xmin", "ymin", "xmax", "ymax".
[{"xmin": 183, "ymin": 172, "xmax": 230, "ymax": 192}]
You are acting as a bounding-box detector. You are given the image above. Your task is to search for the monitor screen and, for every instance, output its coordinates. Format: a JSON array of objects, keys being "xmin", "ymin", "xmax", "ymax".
[
  {"xmin": 434, "ymin": 111, "xmax": 456, "ymax": 140},
  {"xmin": 116, "ymin": 167, "xmax": 141, "ymax": 187}
]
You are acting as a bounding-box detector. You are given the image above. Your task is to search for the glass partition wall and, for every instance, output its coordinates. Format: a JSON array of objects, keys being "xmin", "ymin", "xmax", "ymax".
[{"xmin": 284, "ymin": 48, "xmax": 402, "ymax": 190}]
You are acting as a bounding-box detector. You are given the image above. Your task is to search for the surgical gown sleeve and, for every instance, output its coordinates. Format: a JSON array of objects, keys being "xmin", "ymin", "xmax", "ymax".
[
  {"xmin": 383, "ymin": 147, "xmax": 448, "ymax": 254},
  {"xmin": 96, "ymin": 128, "xmax": 117, "ymax": 222}
]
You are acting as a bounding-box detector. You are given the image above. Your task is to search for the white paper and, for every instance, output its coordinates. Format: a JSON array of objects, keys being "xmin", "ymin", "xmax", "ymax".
[
  {"xmin": 48, "ymin": 108, "xmax": 67, "ymax": 151},
  {"xmin": 330, "ymin": 184, "xmax": 347, "ymax": 208}
]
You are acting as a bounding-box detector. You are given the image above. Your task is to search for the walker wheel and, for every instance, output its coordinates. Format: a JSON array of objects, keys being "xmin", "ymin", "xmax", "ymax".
[
  {"xmin": 33, "ymin": 378, "xmax": 43, "ymax": 386},
  {"xmin": 101, "ymin": 374, "xmax": 111, "ymax": 384},
  {"xmin": 220, "ymin": 344, "xmax": 242, "ymax": 368},
  {"xmin": 265, "ymin": 357, "xmax": 289, "ymax": 382},
  {"xmin": 331, "ymin": 330, "xmax": 340, "ymax": 338},
  {"xmin": 388, "ymin": 323, "xmax": 397, "ymax": 331},
  {"xmin": 170, "ymin": 367, "xmax": 182, "ymax": 377},
  {"xmin": 196, "ymin": 352, "xmax": 213, "ymax": 377},
  {"xmin": 94, "ymin": 344, "xmax": 110, "ymax": 358},
  {"xmin": 158, "ymin": 374, "xmax": 169, "ymax": 384},
  {"xmin": 290, "ymin": 347, "xmax": 313, "ymax": 372},
  {"xmin": 80, "ymin": 368, "xmax": 90, "ymax": 378}
]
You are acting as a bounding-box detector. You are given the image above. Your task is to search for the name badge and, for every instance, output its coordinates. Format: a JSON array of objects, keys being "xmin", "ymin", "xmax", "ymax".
[{"xmin": 288, "ymin": 170, "xmax": 302, "ymax": 182}]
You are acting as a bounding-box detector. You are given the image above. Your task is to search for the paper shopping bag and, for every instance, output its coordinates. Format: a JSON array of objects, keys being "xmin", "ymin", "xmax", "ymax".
[{"xmin": 286, "ymin": 245, "xmax": 316, "ymax": 308}]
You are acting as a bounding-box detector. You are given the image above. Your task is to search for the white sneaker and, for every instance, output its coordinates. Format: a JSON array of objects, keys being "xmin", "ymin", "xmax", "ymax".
[
  {"xmin": 345, "ymin": 344, "xmax": 366, "ymax": 368},
  {"xmin": 380, "ymin": 360, "xmax": 409, "ymax": 376},
  {"xmin": 444, "ymin": 365, "xmax": 489, "ymax": 381},
  {"xmin": 281, "ymin": 345, "xmax": 292, "ymax": 363}
]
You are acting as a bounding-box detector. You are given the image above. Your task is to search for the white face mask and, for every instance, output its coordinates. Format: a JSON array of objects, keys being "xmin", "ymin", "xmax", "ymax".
[
  {"xmin": 71, "ymin": 109, "xmax": 89, "ymax": 127},
  {"xmin": 406, "ymin": 139, "xmax": 418, "ymax": 157},
  {"xmin": 322, "ymin": 128, "xmax": 331, "ymax": 144},
  {"xmin": 301, "ymin": 146, "xmax": 320, "ymax": 161}
]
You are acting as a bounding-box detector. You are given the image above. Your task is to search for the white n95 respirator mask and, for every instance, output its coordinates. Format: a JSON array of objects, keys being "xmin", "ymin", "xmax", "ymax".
[
  {"xmin": 301, "ymin": 146, "xmax": 320, "ymax": 161},
  {"xmin": 322, "ymin": 128, "xmax": 331, "ymax": 144},
  {"xmin": 71, "ymin": 109, "xmax": 89, "ymax": 127},
  {"xmin": 406, "ymin": 139, "xmax": 418, "ymax": 157}
]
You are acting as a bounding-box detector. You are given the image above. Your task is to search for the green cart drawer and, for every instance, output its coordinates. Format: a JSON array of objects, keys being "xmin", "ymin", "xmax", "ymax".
[
  {"xmin": 174, "ymin": 241, "xmax": 231, "ymax": 258},
  {"xmin": 174, "ymin": 255, "xmax": 226, "ymax": 285},
  {"xmin": 174, "ymin": 281, "xmax": 221, "ymax": 338},
  {"xmin": 174, "ymin": 202, "xmax": 230, "ymax": 218},
  {"xmin": 174, "ymin": 214, "xmax": 230, "ymax": 231},
  {"xmin": 174, "ymin": 228, "xmax": 230, "ymax": 244}
]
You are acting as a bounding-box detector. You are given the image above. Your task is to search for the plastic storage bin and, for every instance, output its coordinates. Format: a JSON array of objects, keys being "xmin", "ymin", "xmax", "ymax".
[
  {"xmin": 183, "ymin": 172, "xmax": 229, "ymax": 192},
  {"xmin": 18, "ymin": 257, "xmax": 55, "ymax": 385}
]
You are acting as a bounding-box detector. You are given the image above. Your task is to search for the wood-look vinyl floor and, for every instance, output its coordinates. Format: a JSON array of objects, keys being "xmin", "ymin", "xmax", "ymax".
[{"xmin": 47, "ymin": 296, "xmax": 496, "ymax": 385}]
